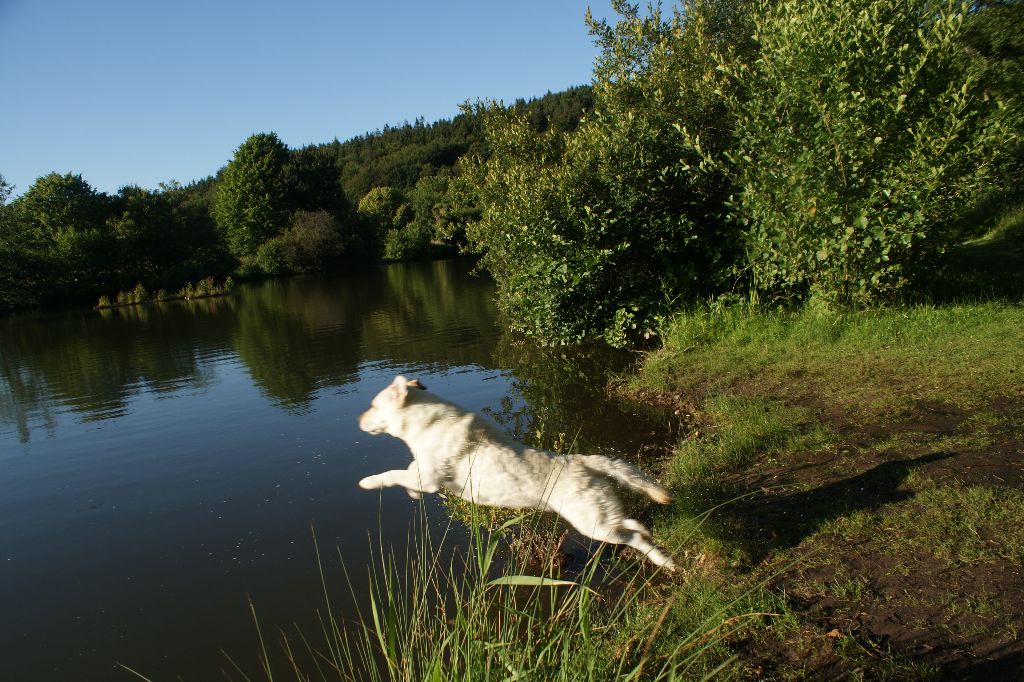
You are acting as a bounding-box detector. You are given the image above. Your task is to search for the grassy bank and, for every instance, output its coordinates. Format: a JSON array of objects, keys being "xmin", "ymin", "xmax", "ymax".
[
  {"xmin": 617, "ymin": 208, "xmax": 1024, "ymax": 677},
  {"xmin": 183, "ymin": 204, "xmax": 1024, "ymax": 680}
]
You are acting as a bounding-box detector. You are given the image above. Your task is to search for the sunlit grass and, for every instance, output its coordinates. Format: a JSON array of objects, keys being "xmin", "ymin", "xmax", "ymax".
[{"xmin": 119, "ymin": 501, "xmax": 795, "ymax": 681}]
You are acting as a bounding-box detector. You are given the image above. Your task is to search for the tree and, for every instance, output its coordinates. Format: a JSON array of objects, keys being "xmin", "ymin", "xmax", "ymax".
[
  {"xmin": 11, "ymin": 172, "xmax": 116, "ymax": 295},
  {"xmin": 463, "ymin": 0, "xmax": 750, "ymax": 346},
  {"xmin": 356, "ymin": 186, "xmax": 413, "ymax": 259},
  {"xmin": 0, "ymin": 173, "xmax": 12, "ymax": 205},
  {"xmin": 962, "ymin": 0, "xmax": 1024, "ymax": 188},
  {"xmin": 283, "ymin": 146, "xmax": 349, "ymax": 218},
  {"xmin": 407, "ymin": 170, "xmax": 465, "ymax": 253},
  {"xmin": 214, "ymin": 133, "xmax": 290, "ymax": 259},
  {"xmin": 279, "ymin": 210, "xmax": 346, "ymax": 272},
  {"xmin": 712, "ymin": 0, "xmax": 1011, "ymax": 305},
  {"xmin": 14, "ymin": 172, "xmax": 108, "ymax": 241}
]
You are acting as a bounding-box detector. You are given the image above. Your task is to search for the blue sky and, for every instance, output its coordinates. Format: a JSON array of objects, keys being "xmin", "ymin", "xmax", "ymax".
[{"xmin": 0, "ymin": 0, "xmax": 616, "ymax": 196}]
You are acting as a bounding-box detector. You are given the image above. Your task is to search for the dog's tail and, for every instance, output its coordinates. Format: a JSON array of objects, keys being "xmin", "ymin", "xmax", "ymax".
[{"xmin": 577, "ymin": 455, "xmax": 673, "ymax": 504}]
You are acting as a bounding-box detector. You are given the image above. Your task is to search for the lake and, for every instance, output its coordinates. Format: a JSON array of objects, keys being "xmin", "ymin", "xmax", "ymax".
[{"xmin": 0, "ymin": 259, "xmax": 667, "ymax": 680}]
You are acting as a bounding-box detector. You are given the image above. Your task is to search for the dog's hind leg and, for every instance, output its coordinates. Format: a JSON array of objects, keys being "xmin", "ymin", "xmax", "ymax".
[
  {"xmin": 621, "ymin": 518, "xmax": 656, "ymax": 541},
  {"xmin": 590, "ymin": 522, "xmax": 676, "ymax": 570},
  {"xmin": 558, "ymin": 503, "xmax": 676, "ymax": 570}
]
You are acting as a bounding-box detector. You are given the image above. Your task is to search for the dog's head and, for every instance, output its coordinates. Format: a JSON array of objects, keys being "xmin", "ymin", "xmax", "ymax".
[{"xmin": 358, "ymin": 375, "xmax": 428, "ymax": 435}]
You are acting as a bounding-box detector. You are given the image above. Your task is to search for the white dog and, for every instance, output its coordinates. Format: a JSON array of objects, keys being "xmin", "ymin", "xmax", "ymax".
[{"xmin": 357, "ymin": 376, "xmax": 676, "ymax": 569}]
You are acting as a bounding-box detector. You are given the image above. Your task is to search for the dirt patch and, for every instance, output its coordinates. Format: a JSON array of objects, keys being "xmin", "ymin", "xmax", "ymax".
[{"xmin": 705, "ymin": 396, "xmax": 1024, "ymax": 678}]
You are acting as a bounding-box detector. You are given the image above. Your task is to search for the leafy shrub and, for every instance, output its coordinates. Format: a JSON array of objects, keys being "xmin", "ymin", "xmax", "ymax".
[
  {"xmin": 713, "ymin": 0, "xmax": 1010, "ymax": 305},
  {"xmin": 97, "ymin": 294, "xmax": 111, "ymax": 308},
  {"xmin": 254, "ymin": 237, "xmax": 286, "ymax": 275},
  {"xmin": 463, "ymin": 0, "xmax": 749, "ymax": 346},
  {"xmin": 382, "ymin": 222, "xmax": 432, "ymax": 260},
  {"xmin": 280, "ymin": 210, "xmax": 344, "ymax": 271},
  {"xmin": 193, "ymin": 276, "xmax": 215, "ymax": 297},
  {"xmin": 130, "ymin": 282, "xmax": 148, "ymax": 303}
]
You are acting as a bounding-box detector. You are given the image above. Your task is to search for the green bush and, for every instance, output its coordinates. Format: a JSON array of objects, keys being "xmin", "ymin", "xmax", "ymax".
[
  {"xmin": 280, "ymin": 209, "xmax": 345, "ymax": 271},
  {"xmin": 463, "ymin": 0, "xmax": 749, "ymax": 346},
  {"xmin": 383, "ymin": 222, "xmax": 432, "ymax": 260},
  {"xmin": 254, "ymin": 237, "xmax": 286, "ymax": 275},
  {"xmin": 713, "ymin": 0, "xmax": 1010, "ymax": 305},
  {"xmin": 130, "ymin": 282, "xmax": 148, "ymax": 303}
]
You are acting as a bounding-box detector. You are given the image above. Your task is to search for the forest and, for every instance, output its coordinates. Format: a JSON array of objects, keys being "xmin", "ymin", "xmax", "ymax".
[
  {"xmin": 463, "ymin": 0, "xmax": 1022, "ymax": 346},
  {"xmin": 0, "ymin": 86, "xmax": 593, "ymax": 310},
  {"xmin": 1, "ymin": 0, "xmax": 1020, "ymax": 349}
]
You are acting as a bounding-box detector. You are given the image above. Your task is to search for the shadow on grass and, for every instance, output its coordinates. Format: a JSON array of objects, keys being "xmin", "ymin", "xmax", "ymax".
[
  {"xmin": 684, "ymin": 450, "xmax": 956, "ymax": 564},
  {"xmin": 917, "ymin": 194, "xmax": 1024, "ymax": 303},
  {"xmin": 960, "ymin": 648, "xmax": 1024, "ymax": 682}
]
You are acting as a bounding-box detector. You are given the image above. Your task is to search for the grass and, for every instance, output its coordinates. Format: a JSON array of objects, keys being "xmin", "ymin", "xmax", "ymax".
[
  {"xmin": 828, "ymin": 476, "xmax": 1024, "ymax": 566},
  {"xmin": 614, "ymin": 200, "xmax": 1024, "ymax": 676},
  {"xmin": 151, "ymin": 503, "xmax": 787, "ymax": 681},
  {"xmin": 127, "ymin": 199, "xmax": 1023, "ymax": 679},
  {"xmin": 634, "ymin": 301, "xmax": 1024, "ymax": 416}
]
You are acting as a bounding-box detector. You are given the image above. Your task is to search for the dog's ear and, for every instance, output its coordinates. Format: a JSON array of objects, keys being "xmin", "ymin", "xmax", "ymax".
[{"xmin": 385, "ymin": 375, "xmax": 420, "ymax": 406}]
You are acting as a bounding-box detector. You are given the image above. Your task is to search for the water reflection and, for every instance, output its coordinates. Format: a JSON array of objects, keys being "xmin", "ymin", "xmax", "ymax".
[
  {"xmin": 0, "ymin": 259, "xmax": 501, "ymax": 440},
  {"xmin": 0, "ymin": 259, "xmax": 672, "ymax": 681},
  {"xmin": 489, "ymin": 336, "xmax": 675, "ymax": 458}
]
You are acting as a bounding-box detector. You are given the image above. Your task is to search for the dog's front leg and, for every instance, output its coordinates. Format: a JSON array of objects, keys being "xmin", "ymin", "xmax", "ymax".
[{"xmin": 358, "ymin": 463, "xmax": 438, "ymax": 499}]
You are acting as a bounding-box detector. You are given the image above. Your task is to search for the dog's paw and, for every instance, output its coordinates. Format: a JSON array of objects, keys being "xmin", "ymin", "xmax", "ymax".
[
  {"xmin": 358, "ymin": 475, "xmax": 381, "ymax": 489},
  {"xmin": 406, "ymin": 489, "xmax": 422, "ymax": 500}
]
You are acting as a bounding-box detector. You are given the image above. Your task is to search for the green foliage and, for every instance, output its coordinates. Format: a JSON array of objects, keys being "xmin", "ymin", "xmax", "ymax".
[
  {"xmin": 214, "ymin": 132, "xmax": 290, "ymax": 259},
  {"xmin": 713, "ymin": 0, "xmax": 1010, "ymax": 305},
  {"xmin": 130, "ymin": 282, "xmax": 148, "ymax": 304},
  {"xmin": 282, "ymin": 145, "xmax": 348, "ymax": 218},
  {"xmin": 13, "ymin": 172, "xmax": 108, "ymax": 240},
  {"xmin": 407, "ymin": 170, "xmax": 469, "ymax": 251},
  {"xmin": 382, "ymin": 222, "xmax": 432, "ymax": 260},
  {"xmin": 253, "ymin": 237, "xmax": 287, "ymax": 275},
  {"xmin": 962, "ymin": 0, "xmax": 1024, "ymax": 187},
  {"xmin": 108, "ymin": 185, "xmax": 180, "ymax": 283},
  {"xmin": 278, "ymin": 209, "xmax": 345, "ymax": 272},
  {"xmin": 356, "ymin": 186, "xmax": 414, "ymax": 259},
  {"xmin": 0, "ymin": 173, "xmax": 12, "ymax": 204},
  {"xmin": 463, "ymin": 0, "xmax": 749, "ymax": 346},
  {"xmin": 9, "ymin": 172, "xmax": 117, "ymax": 295},
  {"xmin": 175, "ymin": 276, "xmax": 231, "ymax": 300},
  {"xmin": 330, "ymin": 88, "xmax": 593, "ymax": 200}
]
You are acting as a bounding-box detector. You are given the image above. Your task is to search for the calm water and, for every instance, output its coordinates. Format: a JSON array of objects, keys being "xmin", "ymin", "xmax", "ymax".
[{"xmin": 0, "ymin": 259, "xmax": 666, "ymax": 681}]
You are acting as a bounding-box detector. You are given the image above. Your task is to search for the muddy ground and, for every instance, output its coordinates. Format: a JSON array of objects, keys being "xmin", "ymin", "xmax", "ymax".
[{"xmin": 713, "ymin": 397, "xmax": 1024, "ymax": 679}]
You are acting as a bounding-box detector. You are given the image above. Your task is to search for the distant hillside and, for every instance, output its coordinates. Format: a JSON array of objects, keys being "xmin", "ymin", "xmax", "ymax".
[
  {"xmin": 0, "ymin": 85, "xmax": 595, "ymax": 309},
  {"xmin": 314, "ymin": 85, "xmax": 594, "ymax": 200}
]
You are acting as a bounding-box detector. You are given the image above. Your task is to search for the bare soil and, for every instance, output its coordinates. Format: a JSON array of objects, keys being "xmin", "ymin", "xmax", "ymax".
[{"xmin": 719, "ymin": 397, "xmax": 1024, "ymax": 679}]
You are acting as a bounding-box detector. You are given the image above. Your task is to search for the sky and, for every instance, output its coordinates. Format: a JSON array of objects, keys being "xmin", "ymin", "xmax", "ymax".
[{"xmin": 0, "ymin": 0, "xmax": 617, "ymax": 197}]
